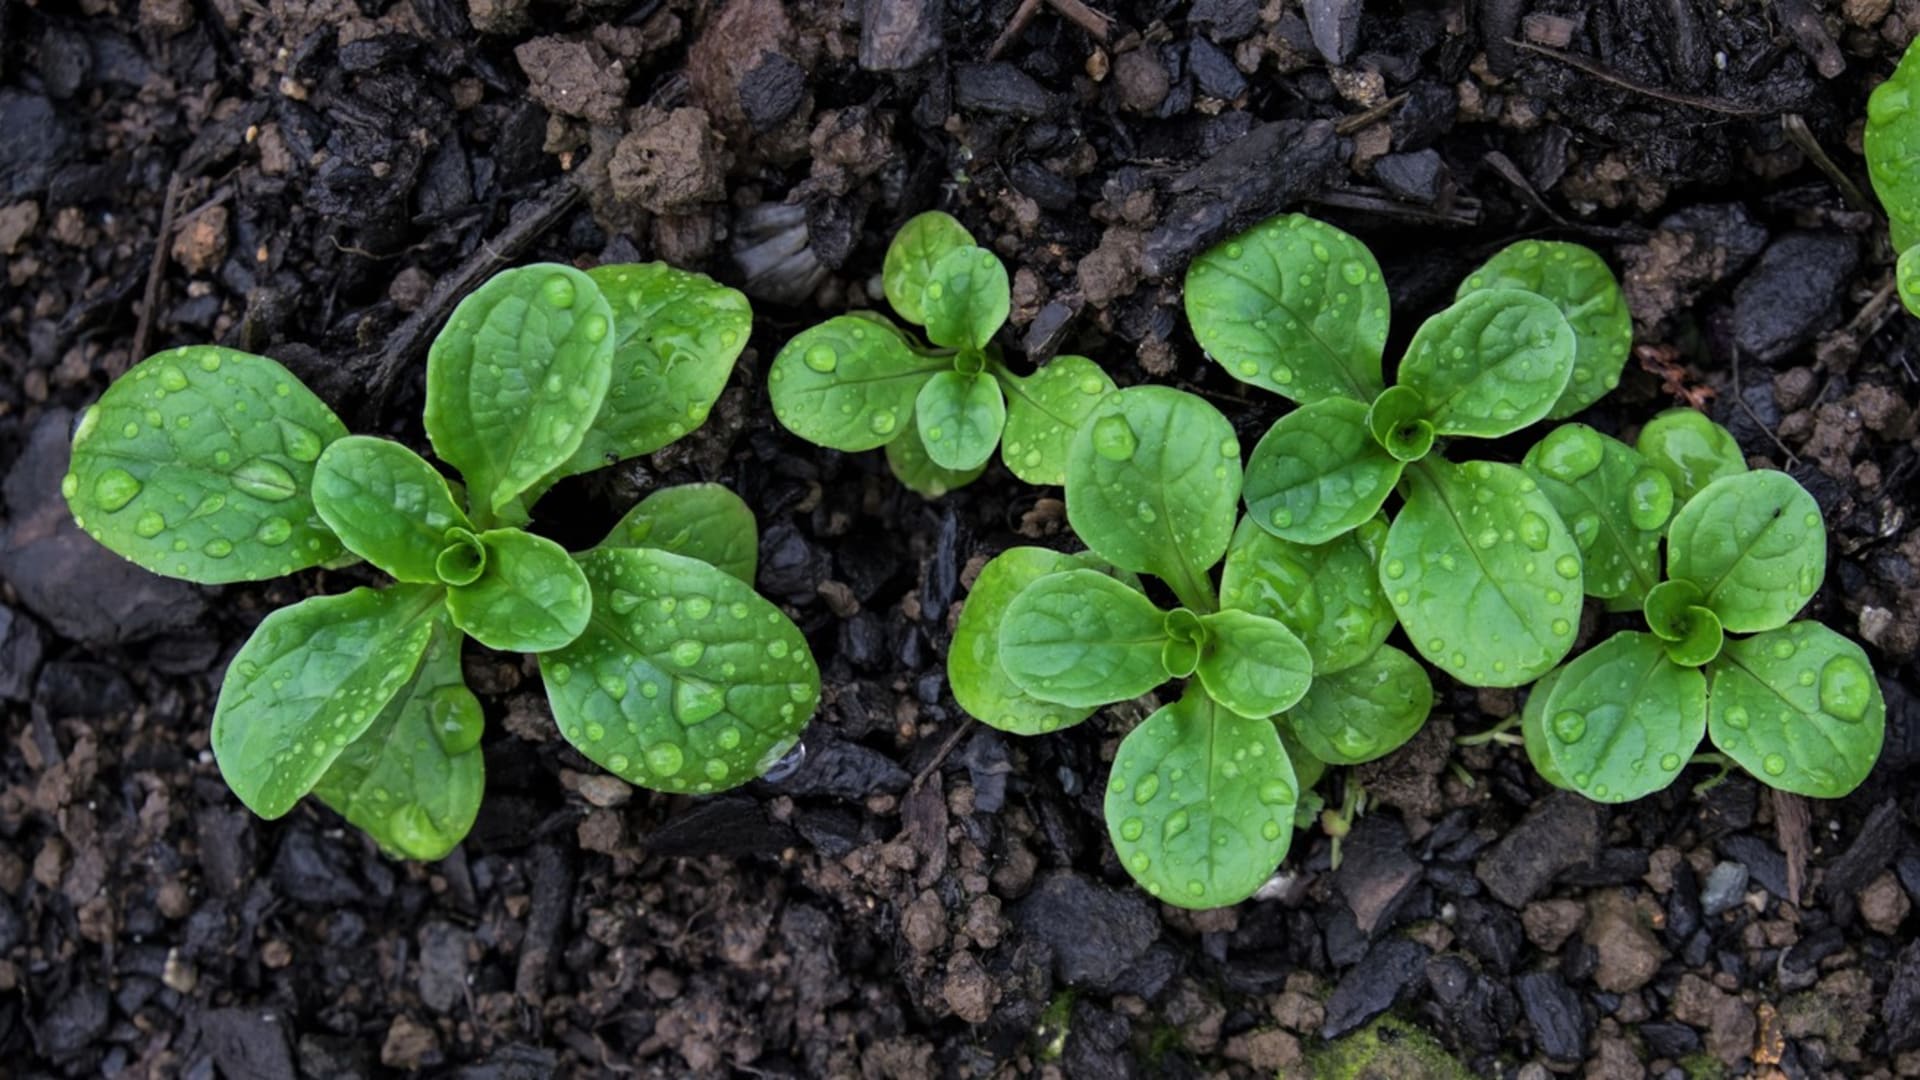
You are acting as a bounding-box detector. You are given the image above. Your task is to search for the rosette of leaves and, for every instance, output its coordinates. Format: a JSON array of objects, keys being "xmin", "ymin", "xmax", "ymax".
[
  {"xmin": 1521, "ymin": 422, "xmax": 1884, "ymax": 802},
  {"xmin": 768, "ymin": 211, "xmax": 1116, "ymax": 496},
  {"xmin": 64, "ymin": 264, "xmax": 820, "ymax": 859},
  {"xmin": 1184, "ymin": 214, "xmax": 1635, "ymax": 688},
  {"xmin": 1865, "ymin": 36, "xmax": 1920, "ymax": 316},
  {"xmin": 944, "ymin": 387, "xmax": 1430, "ymax": 908}
]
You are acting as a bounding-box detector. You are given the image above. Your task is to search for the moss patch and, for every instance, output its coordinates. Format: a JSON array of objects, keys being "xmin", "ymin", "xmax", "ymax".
[{"xmin": 1306, "ymin": 1017, "xmax": 1471, "ymax": 1080}]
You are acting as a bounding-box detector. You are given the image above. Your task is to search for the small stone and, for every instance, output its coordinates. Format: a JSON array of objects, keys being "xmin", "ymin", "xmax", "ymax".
[
  {"xmin": 941, "ymin": 951, "xmax": 996, "ymax": 1024},
  {"xmin": 1521, "ymin": 899, "xmax": 1586, "ymax": 951},
  {"xmin": 139, "ymin": 0, "xmax": 195, "ymax": 35},
  {"xmin": 1013, "ymin": 872, "xmax": 1158, "ymax": 993},
  {"xmin": 1699, "ymin": 861, "xmax": 1750, "ymax": 915},
  {"xmin": 1223, "ymin": 1028, "xmax": 1303, "ymax": 1071},
  {"xmin": 608, "ymin": 107, "xmax": 727, "ymax": 216},
  {"xmin": 574, "ymin": 774, "xmax": 632, "ymax": 809},
  {"xmin": 1113, "ymin": 49, "xmax": 1170, "ymax": 114},
  {"xmin": 170, "ymin": 204, "xmax": 229, "ymax": 276},
  {"xmin": 1861, "ymin": 870, "xmax": 1912, "ymax": 936},
  {"xmin": 380, "ymin": 1014, "xmax": 442, "ymax": 1070},
  {"xmin": 1517, "ymin": 970, "xmax": 1587, "ymax": 1062},
  {"xmin": 1584, "ymin": 891, "xmax": 1664, "ymax": 993},
  {"xmin": 1477, "ymin": 791, "xmax": 1602, "ymax": 908},
  {"xmin": 1670, "ymin": 974, "xmax": 1755, "ymax": 1067},
  {"xmin": 901, "ymin": 889, "xmax": 947, "ymax": 954},
  {"xmin": 1320, "ymin": 938, "xmax": 1429, "ymax": 1039}
]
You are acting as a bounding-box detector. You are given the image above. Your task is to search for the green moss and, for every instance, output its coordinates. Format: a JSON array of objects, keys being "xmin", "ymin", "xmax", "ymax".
[
  {"xmin": 1306, "ymin": 1016, "xmax": 1471, "ymax": 1080},
  {"xmin": 1034, "ymin": 991, "xmax": 1076, "ymax": 1062},
  {"xmin": 1678, "ymin": 1052, "xmax": 1727, "ymax": 1080}
]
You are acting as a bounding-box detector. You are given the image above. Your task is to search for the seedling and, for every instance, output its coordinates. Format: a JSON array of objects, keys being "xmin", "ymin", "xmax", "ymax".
[
  {"xmin": 64, "ymin": 264, "xmax": 820, "ymax": 858},
  {"xmin": 1185, "ymin": 215, "xmax": 1635, "ymax": 687},
  {"xmin": 947, "ymin": 386, "xmax": 1430, "ymax": 907},
  {"xmin": 769, "ymin": 211, "xmax": 1116, "ymax": 495},
  {"xmin": 1866, "ymin": 36, "xmax": 1920, "ymax": 316}
]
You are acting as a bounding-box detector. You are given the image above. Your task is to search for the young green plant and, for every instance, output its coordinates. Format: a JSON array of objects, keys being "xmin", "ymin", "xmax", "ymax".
[
  {"xmin": 1865, "ymin": 36, "xmax": 1920, "ymax": 316},
  {"xmin": 769, "ymin": 211, "xmax": 1116, "ymax": 496},
  {"xmin": 63, "ymin": 264, "xmax": 819, "ymax": 859}
]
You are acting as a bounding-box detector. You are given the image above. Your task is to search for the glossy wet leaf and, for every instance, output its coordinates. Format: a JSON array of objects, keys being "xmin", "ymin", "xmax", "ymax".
[
  {"xmin": 312, "ymin": 609, "xmax": 483, "ymax": 860},
  {"xmin": 1104, "ymin": 686, "xmax": 1299, "ymax": 909},
  {"xmin": 915, "ymin": 370, "xmax": 1007, "ymax": 471},
  {"xmin": 212, "ymin": 584, "xmax": 443, "ymax": 818},
  {"xmin": 1900, "ymin": 245, "xmax": 1920, "ymax": 318},
  {"xmin": 1383, "ymin": 459, "xmax": 1582, "ymax": 687},
  {"xmin": 539, "ymin": 547, "xmax": 820, "ymax": 794},
  {"xmin": 883, "ymin": 211, "xmax": 976, "ymax": 326},
  {"xmin": 1643, "ymin": 579, "xmax": 1726, "ymax": 666},
  {"xmin": 445, "ymin": 528, "xmax": 591, "ymax": 653},
  {"xmin": 922, "ymin": 245, "xmax": 1011, "ymax": 353},
  {"xmin": 1194, "ymin": 608, "xmax": 1312, "ymax": 718},
  {"xmin": 1243, "ymin": 397, "xmax": 1402, "ymax": 544},
  {"xmin": 1866, "ymin": 40, "xmax": 1920, "ymax": 253},
  {"xmin": 1707, "ymin": 622, "xmax": 1885, "ymax": 798},
  {"xmin": 886, "ymin": 410, "xmax": 986, "ymax": 497},
  {"xmin": 424, "ymin": 264, "xmax": 615, "ymax": 521},
  {"xmin": 1000, "ymin": 355, "xmax": 1115, "ymax": 485},
  {"xmin": 1184, "ymin": 213, "xmax": 1389, "ymax": 404},
  {"xmin": 1066, "ymin": 386, "xmax": 1241, "ymax": 612},
  {"xmin": 1634, "ymin": 408, "xmax": 1748, "ymax": 504},
  {"xmin": 63, "ymin": 346, "xmax": 349, "ymax": 584},
  {"xmin": 769, "ymin": 314, "xmax": 946, "ymax": 451},
  {"xmin": 601, "ymin": 483, "xmax": 758, "ymax": 584},
  {"xmin": 312, "ymin": 436, "xmax": 472, "ymax": 584},
  {"xmin": 1396, "ymin": 288, "xmax": 1576, "ymax": 438},
  {"xmin": 1520, "ymin": 666, "xmax": 1574, "ymax": 790},
  {"xmin": 950, "ymin": 548, "xmax": 1106, "ymax": 736},
  {"xmin": 1667, "ymin": 470, "xmax": 1825, "ymax": 634},
  {"xmin": 999, "ymin": 569, "xmax": 1170, "ymax": 708},
  {"xmin": 1217, "ymin": 516, "xmax": 1394, "ymax": 675},
  {"xmin": 1522, "ymin": 424, "xmax": 1667, "ymax": 603},
  {"xmin": 1366, "ymin": 385, "xmax": 1436, "ymax": 463},
  {"xmin": 1456, "ymin": 240, "xmax": 1632, "ymax": 419},
  {"xmin": 1534, "ymin": 631, "xmax": 1706, "ymax": 803},
  {"xmin": 1282, "ymin": 644, "xmax": 1432, "ymax": 765}
]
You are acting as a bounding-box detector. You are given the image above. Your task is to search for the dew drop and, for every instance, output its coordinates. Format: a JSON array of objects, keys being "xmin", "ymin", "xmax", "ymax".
[
  {"xmin": 1261, "ymin": 820, "xmax": 1283, "ymax": 841},
  {"xmin": 646, "ymin": 742, "xmax": 685, "ymax": 776},
  {"xmin": 1132, "ymin": 773, "xmax": 1159, "ymax": 804},
  {"xmin": 1534, "ymin": 425, "xmax": 1604, "ymax": 482},
  {"xmin": 1626, "ymin": 468, "xmax": 1675, "ymax": 531},
  {"xmin": 671, "ymin": 640, "xmax": 706, "ymax": 666},
  {"xmin": 197, "ymin": 351, "xmax": 223, "ymax": 372},
  {"xmin": 202, "ymin": 538, "xmax": 234, "ymax": 558},
  {"xmin": 1552, "ymin": 710, "xmax": 1587, "ymax": 743},
  {"xmin": 1518, "ymin": 512, "xmax": 1551, "ymax": 551},
  {"xmin": 1817, "ymin": 655, "xmax": 1873, "ymax": 723},
  {"xmin": 803, "ymin": 344, "xmax": 838, "ymax": 373},
  {"xmin": 280, "ymin": 421, "xmax": 324, "ymax": 463},
  {"xmin": 674, "ymin": 679, "xmax": 725, "ymax": 725},
  {"xmin": 597, "ymin": 671, "xmax": 629, "ymax": 701},
  {"xmin": 1659, "ymin": 753, "xmax": 1682, "ymax": 771},
  {"xmin": 1761, "ymin": 753, "xmax": 1787, "ymax": 777},
  {"xmin": 232, "ymin": 459, "xmax": 298, "ymax": 501},
  {"xmin": 92, "ymin": 468, "xmax": 142, "ymax": 512},
  {"xmin": 541, "ymin": 274, "xmax": 576, "ymax": 308},
  {"xmin": 1554, "ymin": 554, "xmax": 1581, "ymax": 579},
  {"xmin": 255, "ymin": 517, "xmax": 292, "ymax": 545},
  {"xmin": 135, "ymin": 511, "xmax": 167, "ymax": 538},
  {"xmin": 1119, "ymin": 817, "xmax": 1145, "ymax": 842},
  {"xmin": 1724, "ymin": 705, "xmax": 1750, "ymax": 730},
  {"xmin": 1091, "ymin": 413, "xmax": 1138, "ymax": 461},
  {"xmin": 1258, "ymin": 778, "xmax": 1295, "ymax": 806},
  {"xmin": 158, "ymin": 365, "xmax": 189, "ymax": 392},
  {"xmin": 869, "ymin": 411, "xmax": 897, "ymax": 435},
  {"xmin": 1770, "ymin": 638, "xmax": 1796, "ymax": 660},
  {"xmin": 1162, "ymin": 809, "xmax": 1190, "ymax": 841}
]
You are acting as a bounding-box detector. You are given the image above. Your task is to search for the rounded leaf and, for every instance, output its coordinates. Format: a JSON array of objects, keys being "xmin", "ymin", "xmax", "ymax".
[
  {"xmin": 445, "ymin": 528, "xmax": 591, "ymax": 653},
  {"xmin": 922, "ymin": 245, "xmax": 1011, "ymax": 352},
  {"xmin": 1634, "ymin": 408, "xmax": 1748, "ymax": 503},
  {"xmin": 915, "ymin": 370, "xmax": 1007, "ymax": 471},
  {"xmin": 1397, "ymin": 289, "xmax": 1576, "ymax": 439},
  {"xmin": 883, "ymin": 211, "xmax": 976, "ymax": 326},
  {"xmin": 950, "ymin": 548, "xmax": 1105, "ymax": 735},
  {"xmin": 63, "ymin": 346, "xmax": 349, "ymax": 584},
  {"xmin": 1282, "ymin": 644, "xmax": 1433, "ymax": 765},
  {"xmin": 1456, "ymin": 240, "xmax": 1632, "ymax": 419},
  {"xmin": 1865, "ymin": 41, "xmax": 1920, "ymax": 253},
  {"xmin": 1519, "ymin": 666, "xmax": 1575, "ymax": 790},
  {"xmin": 1244, "ymin": 397, "xmax": 1403, "ymax": 544},
  {"xmin": 1218, "ymin": 516, "xmax": 1395, "ymax": 675},
  {"xmin": 540, "ymin": 548, "xmax": 821, "ymax": 794},
  {"xmin": 1535, "ymin": 631, "xmax": 1706, "ymax": 803},
  {"xmin": 1708, "ymin": 622, "xmax": 1884, "ymax": 798},
  {"xmin": 1000, "ymin": 356, "xmax": 1116, "ymax": 485},
  {"xmin": 999, "ymin": 569, "xmax": 1170, "ymax": 708},
  {"xmin": 770, "ymin": 314, "xmax": 946, "ymax": 452},
  {"xmin": 1666, "ymin": 470, "xmax": 1824, "ymax": 633},
  {"xmin": 313, "ymin": 436, "xmax": 473, "ymax": 584},
  {"xmin": 1194, "ymin": 608, "xmax": 1313, "ymax": 718},
  {"xmin": 886, "ymin": 409, "xmax": 986, "ymax": 497},
  {"xmin": 601, "ymin": 483, "xmax": 758, "ymax": 584},
  {"xmin": 1521, "ymin": 424, "xmax": 1666, "ymax": 603},
  {"xmin": 1365, "ymin": 385, "xmax": 1436, "ymax": 462},
  {"xmin": 1901, "ymin": 245, "xmax": 1920, "ymax": 318}
]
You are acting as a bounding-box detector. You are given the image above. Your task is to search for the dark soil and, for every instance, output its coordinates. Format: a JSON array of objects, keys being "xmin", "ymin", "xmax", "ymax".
[{"xmin": 3, "ymin": 0, "xmax": 1920, "ymax": 1076}]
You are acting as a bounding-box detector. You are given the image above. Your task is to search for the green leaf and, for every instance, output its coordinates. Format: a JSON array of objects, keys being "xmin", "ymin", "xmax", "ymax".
[
  {"xmin": 998, "ymin": 569, "xmax": 1170, "ymax": 708},
  {"xmin": 1243, "ymin": 397, "xmax": 1402, "ymax": 544},
  {"xmin": 886, "ymin": 409, "xmax": 986, "ymax": 497},
  {"xmin": 212, "ymin": 584, "xmax": 443, "ymax": 818},
  {"xmin": 1519, "ymin": 666, "xmax": 1574, "ymax": 790},
  {"xmin": 1365, "ymin": 385, "xmax": 1436, "ymax": 463},
  {"xmin": 312, "ymin": 436, "xmax": 473, "ymax": 584},
  {"xmin": 1104, "ymin": 686, "xmax": 1299, "ymax": 909},
  {"xmin": 1901, "ymin": 245, "xmax": 1920, "ymax": 318},
  {"xmin": 1066, "ymin": 386, "xmax": 1241, "ymax": 611},
  {"xmin": 1281, "ymin": 644, "xmax": 1433, "ymax": 765},
  {"xmin": 999, "ymin": 356, "xmax": 1116, "ymax": 485},
  {"xmin": 312, "ymin": 609, "xmax": 484, "ymax": 860},
  {"xmin": 1184, "ymin": 213, "xmax": 1389, "ymax": 404},
  {"xmin": 1194, "ymin": 608, "xmax": 1312, "ymax": 718},
  {"xmin": 1396, "ymin": 289, "xmax": 1576, "ymax": 438},
  {"xmin": 1666, "ymin": 470, "xmax": 1825, "ymax": 634},
  {"xmin": 883, "ymin": 211, "xmax": 976, "ymax": 326},
  {"xmin": 915, "ymin": 370, "xmax": 1007, "ymax": 471},
  {"xmin": 1865, "ymin": 40, "xmax": 1920, "ymax": 253},
  {"xmin": 1522, "ymin": 424, "xmax": 1669, "ymax": 603},
  {"xmin": 540, "ymin": 547, "xmax": 820, "ymax": 794},
  {"xmin": 549, "ymin": 263, "xmax": 750, "ymax": 481},
  {"xmin": 445, "ymin": 528, "xmax": 591, "ymax": 653},
  {"xmin": 1456, "ymin": 240, "xmax": 1633, "ymax": 419},
  {"xmin": 770, "ymin": 314, "xmax": 946, "ymax": 451},
  {"xmin": 63, "ymin": 346, "xmax": 349, "ymax": 584},
  {"xmin": 424, "ymin": 264, "xmax": 615, "ymax": 521},
  {"xmin": 1634, "ymin": 408, "xmax": 1748, "ymax": 504},
  {"xmin": 1218, "ymin": 516, "xmax": 1395, "ymax": 675},
  {"xmin": 950, "ymin": 548, "xmax": 1107, "ymax": 735},
  {"xmin": 1707, "ymin": 622, "xmax": 1884, "ymax": 798},
  {"xmin": 922, "ymin": 245, "xmax": 1011, "ymax": 352},
  {"xmin": 601, "ymin": 483, "xmax": 758, "ymax": 584},
  {"xmin": 1534, "ymin": 631, "xmax": 1706, "ymax": 803},
  {"xmin": 1383, "ymin": 459, "xmax": 1582, "ymax": 687},
  {"xmin": 1643, "ymin": 579, "xmax": 1726, "ymax": 666}
]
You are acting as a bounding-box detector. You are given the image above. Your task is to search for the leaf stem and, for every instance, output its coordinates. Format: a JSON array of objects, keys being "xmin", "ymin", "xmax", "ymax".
[
  {"xmin": 1690, "ymin": 752, "xmax": 1733, "ymax": 796},
  {"xmin": 1455, "ymin": 714, "xmax": 1522, "ymax": 746}
]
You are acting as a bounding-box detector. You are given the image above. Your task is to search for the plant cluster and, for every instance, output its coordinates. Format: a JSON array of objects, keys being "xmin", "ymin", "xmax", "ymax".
[
  {"xmin": 1867, "ymin": 35, "xmax": 1920, "ymax": 316},
  {"xmin": 64, "ymin": 264, "xmax": 820, "ymax": 859}
]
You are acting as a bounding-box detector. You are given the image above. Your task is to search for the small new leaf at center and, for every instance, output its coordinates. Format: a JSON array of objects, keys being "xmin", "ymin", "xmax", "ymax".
[{"xmin": 915, "ymin": 371, "xmax": 1007, "ymax": 471}]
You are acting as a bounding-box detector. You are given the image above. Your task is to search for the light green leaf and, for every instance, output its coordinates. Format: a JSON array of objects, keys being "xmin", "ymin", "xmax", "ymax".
[
  {"xmin": 424, "ymin": 264, "xmax": 615, "ymax": 520},
  {"xmin": 999, "ymin": 569, "xmax": 1170, "ymax": 708},
  {"xmin": 1866, "ymin": 40, "xmax": 1920, "ymax": 253},
  {"xmin": 600, "ymin": 483, "xmax": 758, "ymax": 584},
  {"xmin": 915, "ymin": 370, "xmax": 1007, "ymax": 471},
  {"xmin": 445, "ymin": 528, "xmax": 591, "ymax": 653},
  {"xmin": 951, "ymin": 548, "xmax": 1111, "ymax": 735},
  {"xmin": 1383, "ymin": 459, "xmax": 1582, "ymax": 687},
  {"xmin": 1643, "ymin": 579, "xmax": 1726, "ymax": 667},
  {"xmin": 63, "ymin": 346, "xmax": 349, "ymax": 584},
  {"xmin": 1634, "ymin": 408, "xmax": 1748, "ymax": 503},
  {"xmin": 999, "ymin": 356, "xmax": 1116, "ymax": 486},
  {"xmin": 922, "ymin": 245, "xmax": 1010, "ymax": 353},
  {"xmin": 1365, "ymin": 385, "xmax": 1437, "ymax": 463},
  {"xmin": 1243, "ymin": 397, "xmax": 1402, "ymax": 544},
  {"xmin": 1901, "ymin": 245, "xmax": 1920, "ymax": 318},
  {"xmin": 1183, "ymin": 213, "xmax": 1389, "ymax": 404},
  {"xmin": 1104, "ymin": 686, "xmax": 1299, "ymax": 909},
  {"xmin": 1194, "ymin": 608, "xmax": 1312, "ymax": 718},
  {"xmin": 886, "ymin": 409, "xmax": 986, "ymax": 497},
  {"xmin": 883, "ymin": 211, "xmax": 976, "ymax": 326},
  {"xmin": 1707, "ymin": 622, "xmax": 1884, "ymax": 798},
  {"xmin": 1396, "ymin": 288, "xmax": 1576, "ymax": 438},
  {"xmin": 770, "ymin": 314, "xmax": 947, "ymax": 452},
  {"xmin": 1522, "ymin": 424, "xmax": 1669, "ymax": 603},
  {"xmin": 540, "ymin": 547, "xmax": 820, "ymax": 794},
  {"xmin": 1218, "ymin": 516, "xmax": 1395, "ymax": 675},
  {"xmin": 312, "ymin": 609, "xmax": 484, "ymax": 860},
  {"xmin": 212, "ymin": 584, "xmax": 443, "ymax": 818},
  {"xmin": 1282, "ymin": 644, "xmax": 1433, "ymax": 765},
  {"xmin": 1667, "ymin": 470, "xmax": 1825, "ymax": 634},
  {"xmin": 1456, "ymin": 240, "xmax": 1633, "ymax": 419},
  {"xmin": 1520, "ymin": 666, "xmax": 1574, "ymax": 790},
  {"xmin": 1534, "ymin": 631, "xmax": 1706, "ymax": 803},
  {"xmin": 1066, "ymin": 386, "xmax": 1241, "ymax": 612},
  {"xmin": 312, "ymin": 436, "xmax": 473, "ymax": 584}
]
